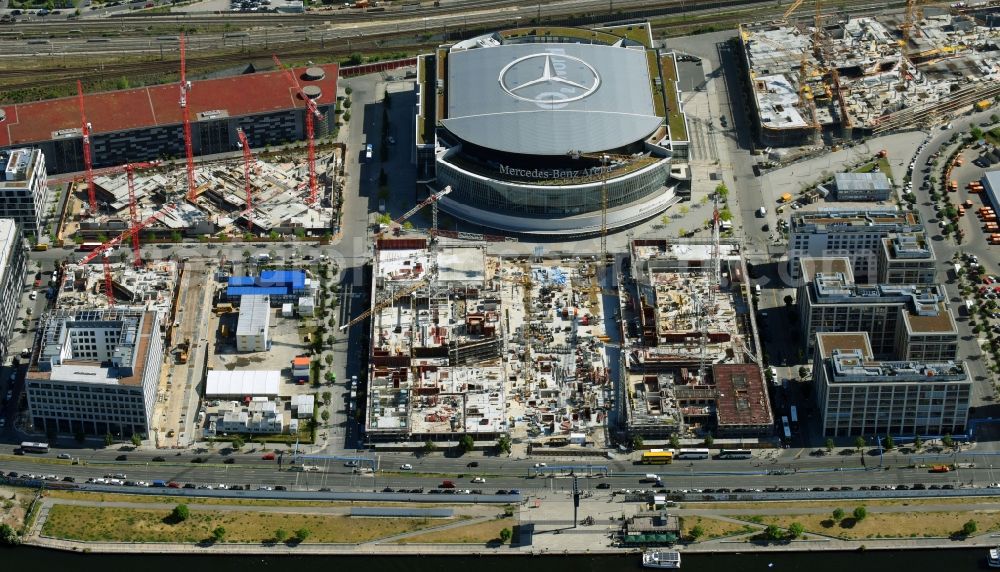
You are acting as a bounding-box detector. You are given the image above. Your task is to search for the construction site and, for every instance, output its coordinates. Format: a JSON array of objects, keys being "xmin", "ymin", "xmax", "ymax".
[
  {"xmin": 740, "ymin": 3, "xmax": 1000, "ymax": 147},
  {"xmin": 361, "ymin": 225, "xmax": 612, "ymax": 447},
  {"xmin": 27, "ymin": 40, "xmax": 343, "ymax": 249},
  {"xmin": 619, "ymin": 237, "xmax": 771, "ymax": 441}
]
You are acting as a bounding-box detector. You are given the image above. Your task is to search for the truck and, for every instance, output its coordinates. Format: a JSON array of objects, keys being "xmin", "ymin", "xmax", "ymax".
[
  {"xmin": 976, "ymin": 100, "xmax": 992, "ymax": 112},
  {"xmin": 152, "ymin": 480, "xmax": 167, "ymax": 487}
]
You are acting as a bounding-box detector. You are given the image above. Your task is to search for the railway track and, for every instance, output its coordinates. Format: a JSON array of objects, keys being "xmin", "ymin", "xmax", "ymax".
[{"xmin": 0, "ymin": 0, "xmax": 934, "ymax": 96}]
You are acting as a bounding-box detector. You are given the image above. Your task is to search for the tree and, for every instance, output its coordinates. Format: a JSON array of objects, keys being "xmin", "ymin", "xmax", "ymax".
[
  {"xmin": 703, "ymin": 433, "xmax": 714, "ymax": 447},
  {"xmin": 764, "ymin": 524, "xmax": 783, "ymax": 541},
  {"xmin": 631, "ymin": 435, "xmax": 644, "ymax": 450},
  {"xmin": 321, "ymin": 391, "xmax": 332, "ymax": 405},
  {"xmin": 669, "ymin": 434, "xmax": 681, "ymax": 451},
  {"xmin": 832, "ymin": 508, "xmax": 845, "ymax": 521},
  {"xmin": 274, "ymin": 528, "xmax": 288, "ymax": 543},
  {"xmin": 231, "ymin": 436, "xmax": 244, "ymax": 450},
  {"xmin": 321, "ymin": 410, "xmax": 330, "ymax": 423},
  {"xmin": 678, "ymin": 205, "xmax": 690, "ymax": 216},
  {"xmin": 171, "ymin": 504, "xmax": 190, "ymax": 522},
  {"xmin": 131, "ymin": 433, "xmax": 142, "ymax": 447},
  {"xmin": 714, "ymin": 183, "xmax": 729, "ymax": 200},
  {"xmin": 0, "ymin": 524, "xmax": 20, "ymax": 546},
  {"xmin": 913, "ymin": 434, "xmax": 923, "ymax": 450},
  {"xmin": 825, "ymin": 438, "xmax": 835, "ymax": 453},
  {"xmin": 718, "ymin": 208, "xmax": 733, "ymax": 222},
  {"xmin": 324, "ymin": 354, "xmax": 334, "ymax": 366},
  {"xmin": 423, "ymin": 439, "xmax": 437, "ymax": 454},
  {"xmin": 293, "ymin": 527, "xmax": 311, "ymax": 542},
  {"xmin": 942, "ymin": 434, "xmax": 954, "ymax": 449},
  {"xmin": 853, "ymin": 506, "xmax": 867, "ymax": 521},
  {"xmin": 104, "ymin": 432, "xmax": 114, "ymax": 446},
  {"xmin": 496, "ymin": 434, "xmax": 512, "ymax": 455},
  {"xmin": 788, "ymin": 522, "xmax": 805, "ymax": 539},
  {"xmin": 677, "ymin": 227, "xmax": 686, "ymax": 238},
  {"xmin": 343, "ymin": 98, "xmax": 352, "ymax": 109},
  {"xmin": 343, "ymin": 112, "xmax": 351, "ymax": 123},
  {"xmin": 962, "ymin": 519, "xmax": 978, "ymax": 536},
  {"xmin": 459, "ymin": 434, "xmax": 475, "ymax": 453},
  {"xmin": 212, "ymin": 526, "xmax": 226, "ymax": 542},
  {"xmin": 854, "ymin": 436, "xmax": 866, "ymax": 452},
  {"xmin": 689, "ymin": 525, "xmax": 705, "ymax": 540},
  {"xmin": 883, "ymin": 434, "xmax": 895, "ymax": 451},
  {"xmin": 498, "ymin": 527, "xmax": 512, "ymax": 544},
  {"xmin": 798, "ymin": 366, "xmax": 809, "ymax": 379},
  {"xmin": 971, "ymin": 126, "xmax": 984, "ymax": 140}
]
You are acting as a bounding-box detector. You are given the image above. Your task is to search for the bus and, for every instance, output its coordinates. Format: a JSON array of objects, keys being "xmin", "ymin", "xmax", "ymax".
[
  {"xmin": 79, "ymin": 242, "xmax": 102, "ymax": 252},
  {"xmin": 675, "ymin": 448, "xmax": 710, "ymax": 460},
  {"xmin": 20, "ymin": 441, "xmax": 49, "ymax": 454},
  {"xmin": 639, "ymin": 451, "xmax": 674, "ymax": 464},
  {"xmin": 789, "ymin": 406, "xmax": 799, "ymax": 430},
  {"xmin": 718, "ymin": 449, "xmax": 752, "ymax": 460},
  {"xmin": 781, "ymin": 416, "xmax": 791, "ymax": 440}
]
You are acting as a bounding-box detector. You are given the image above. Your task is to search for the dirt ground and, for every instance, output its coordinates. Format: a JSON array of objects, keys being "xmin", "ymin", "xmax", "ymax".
[{"xmin": 0, "ymin": 486, "xmax": 32, "ymax": 530}]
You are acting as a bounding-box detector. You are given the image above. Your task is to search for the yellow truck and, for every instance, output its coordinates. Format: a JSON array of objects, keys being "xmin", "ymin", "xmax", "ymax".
[{"xmin": 975, "ymin": 100, "xmax": 992, "ymax": 112}]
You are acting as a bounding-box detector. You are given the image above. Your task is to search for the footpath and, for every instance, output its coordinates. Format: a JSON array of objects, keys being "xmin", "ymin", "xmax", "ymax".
[{"xmin": 23, "ymin": 492, "xmax": 1000, "ymax": 556}]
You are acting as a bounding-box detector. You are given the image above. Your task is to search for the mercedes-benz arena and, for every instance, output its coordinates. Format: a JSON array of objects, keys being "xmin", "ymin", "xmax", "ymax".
[{"xmin": 414, "ymin": 26, "xmax": 689, "ymax": 235}]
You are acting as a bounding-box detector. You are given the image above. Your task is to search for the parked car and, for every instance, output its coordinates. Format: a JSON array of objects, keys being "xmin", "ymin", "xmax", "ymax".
[{"xmin": 57, "ymin": 453, "xmax": 72, "ymax": 460}]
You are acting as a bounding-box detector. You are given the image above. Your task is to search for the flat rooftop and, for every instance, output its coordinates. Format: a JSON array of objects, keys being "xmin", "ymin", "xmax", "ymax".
[
  {"xmin": 0, "ymin": 64, "xmax": 338, "ymax": 148},
  {"xmin": 713, "ymin": 364, "xmax": 772, "ymax": 428},
  {"xmin": 815, "ymin": 331, "xmax": 874, "ymax": 359},
  {"xmin": 791, "ymin": 209, "xmax": 921, "ymax": 231}
]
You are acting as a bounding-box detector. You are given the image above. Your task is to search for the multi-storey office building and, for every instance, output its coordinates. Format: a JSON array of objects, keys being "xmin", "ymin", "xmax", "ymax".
[
  {"xmin": 797, "ymin": 263, "xmax": 956, "ymax": 359},
  {"xmin": 877, "ymin": 232, "xmax": 936, "ymax": 285},
  {"xmin": 0, "ymin": 148, "xmax": 48, "ymax": 235},
  {"xmin": 0, "ymin": 219, "xmax": 26, "ymax": 361},
  {"xmin": 788, "ymin": 209, "xmax": 923, "ymax": 282},
  {"xmin": 24, "ymin": 308, "xmax": 162, "ymax": 438},
  {"xmin": 814, "ymin": 332, "xmax": 971, "ymax": 437}
]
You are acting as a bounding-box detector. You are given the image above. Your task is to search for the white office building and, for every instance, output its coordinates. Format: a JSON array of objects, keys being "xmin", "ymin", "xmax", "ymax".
[
  {"xmin": 787, "ymin": 209, "xmax": 924, "ymax": 282},
  {"xmin": 0, "ymin": 220, "xmax": 26, "ymax": 362},
  {"xmin": 0, "ymin": 148, "xmax": 49, "ymax": 235},
  {"xmin": 236, "ymin": 294, "xmax": 270, "ymax": 352},
  {"xmin": 24, "ymin": 308, "xmax": 162, "ymax": 438}
]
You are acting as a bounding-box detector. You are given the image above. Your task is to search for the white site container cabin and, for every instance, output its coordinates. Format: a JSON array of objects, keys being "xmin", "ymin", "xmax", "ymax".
[
  {"xmin": 569, "ymin": 432, "xmax": 587, "ymax": 445},
  {"xmin": 281, "ymin": 303, "xmax": 294, "ymax": 318}
]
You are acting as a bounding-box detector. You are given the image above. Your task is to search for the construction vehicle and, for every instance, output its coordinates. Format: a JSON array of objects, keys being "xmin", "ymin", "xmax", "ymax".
[
  {"xmin": 177, "ymin": 338, "xmax": 191, "ymax": 364},
  {"xmin": 213, "ymin": 303, "xmax": 235, "ymax": 315},
  {"xmin": 976, "ymin": 100, "xmax": 992, "ymax": 112}
]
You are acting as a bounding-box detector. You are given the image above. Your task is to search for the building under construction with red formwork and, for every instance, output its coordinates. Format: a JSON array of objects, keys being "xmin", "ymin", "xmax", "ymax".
[{"xmin": 0, "ymin": 64, "xmax": 338, "ymax": 175}]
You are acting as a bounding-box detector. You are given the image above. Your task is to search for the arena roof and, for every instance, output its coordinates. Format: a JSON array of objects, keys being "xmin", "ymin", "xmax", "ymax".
[
  {"xmin": 443, "ymin": 43, "xmax": 660, "ymax": 156},
  {"xmin": 0, "ymin": 64, "xmax": 338, "ymax": 148}
]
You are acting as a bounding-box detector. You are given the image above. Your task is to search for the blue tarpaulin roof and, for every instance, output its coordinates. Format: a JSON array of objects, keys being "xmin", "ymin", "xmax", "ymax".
[
  {"xmin": 261, "ymin": 270, "xmax": 306, "ymax": 289},
  {"xmin": 227, "ymin": 286, "xmax": 289, "ymax": 297}
]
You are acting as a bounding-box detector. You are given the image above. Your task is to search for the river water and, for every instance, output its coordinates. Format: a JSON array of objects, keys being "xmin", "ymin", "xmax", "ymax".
[{"xmin": 1, "ymin": 546, "xmax": 992, "ymax": 571}]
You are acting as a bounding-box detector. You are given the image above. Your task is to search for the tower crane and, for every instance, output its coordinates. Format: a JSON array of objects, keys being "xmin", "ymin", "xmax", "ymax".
[
  {"xmin": 80, "ymin": 205, "xmax": 176, "ymax": 304},
  {"xmin": 76, "ymin": 80, "xmax": 97, "ymax": 215},
  {"xmin": 899, "ymin": 0, "xmax": 917, "ymax": 85},
  {"xmin": 379, "ymin": 186, "xmax": 451, "ymax": 239},
  {"xmin": 78, "ymin": 161, "xmax": 158, "ymax": 266},
  {"xmin": 236, "ymin": 128, "xmax": 256, "ymax": 220},
  {"xmin": 273, "ymin": 55, "xmax": 323, "ymax": 206},
  {"xmin": 179, "ymin": 33, "xmax": 197, "ymax": 202},
  {"xmin": 782, "ymin": 0, "xmax": 806, "ymax": 20},
  {"xmin": 339, "ymin": 277, "xmax": 429, "ymax": 331}
]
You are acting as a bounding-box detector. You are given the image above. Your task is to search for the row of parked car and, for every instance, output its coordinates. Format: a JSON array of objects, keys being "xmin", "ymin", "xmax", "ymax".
[{"xmin": 380, "ymin": 487, "xmax": 520, "ymax": 495}]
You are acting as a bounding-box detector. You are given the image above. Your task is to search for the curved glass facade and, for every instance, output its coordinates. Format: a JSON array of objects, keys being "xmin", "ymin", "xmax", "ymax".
[{"xmin": 436, "ymin": 155, "xmax": 671, "ymax": 217}]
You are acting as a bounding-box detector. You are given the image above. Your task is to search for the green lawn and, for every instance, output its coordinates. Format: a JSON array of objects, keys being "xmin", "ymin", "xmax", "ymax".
[{"xmin": 42, "ymin": 505, "xmax": 459, "ymax": 543}]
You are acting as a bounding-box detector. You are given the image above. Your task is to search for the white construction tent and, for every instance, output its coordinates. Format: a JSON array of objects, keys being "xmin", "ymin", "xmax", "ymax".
[{"xmin": 206, "ymin": 370, "xmax": 281, "ymax": 398}]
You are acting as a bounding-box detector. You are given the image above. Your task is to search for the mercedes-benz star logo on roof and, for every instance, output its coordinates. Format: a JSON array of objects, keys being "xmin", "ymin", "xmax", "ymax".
[{"xmin": 499, "ymin": 52, "xmax": 601, "ymax": 109}]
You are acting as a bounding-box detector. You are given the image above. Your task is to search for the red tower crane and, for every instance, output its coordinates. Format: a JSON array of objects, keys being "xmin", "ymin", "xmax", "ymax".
[
  {"xmin": 273, "ymin": 55, "xmax": 322, "ymax": 205},
  {"xmin": 236, "ymin": 128, "xmax": 255, "ymax": 220},
  {"xmin": 76, "ymin": 80, "xmax": 97, "ymax": 214},
  {"xmin": 80, "ymin": 205, "xmax": 176, "ymax": 304},
  {"xmin": 89, "ymin": 161, "xmax": 157, "ymax": 267},
  {"xmin": 180, "ymin": 33, "xmax": 197, "ymax": 202}
]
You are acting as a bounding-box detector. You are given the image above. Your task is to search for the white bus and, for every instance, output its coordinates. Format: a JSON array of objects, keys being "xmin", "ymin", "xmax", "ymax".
[
  {"xmin": 718, "ymin": 449, "xmax": 753, "ymax": 459},
  {"xmin": 675, "ymin": 448, "xmax": 711, "ymax": 460},
  {"xmin": 789, "ymin": 406, "xmax": 799, "ymax": 430},
  {"xmin": 781, "ymin": 416, "xmax": 791, "ymax": 440}
]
